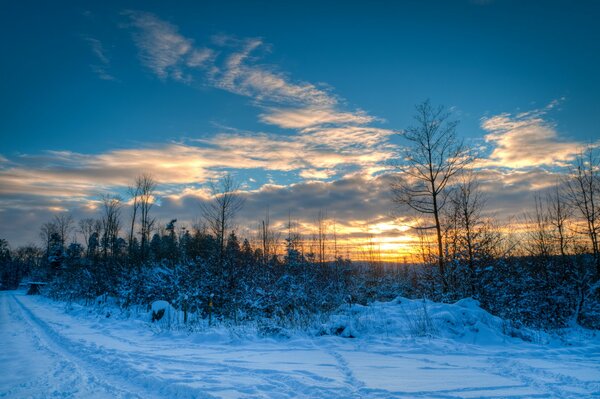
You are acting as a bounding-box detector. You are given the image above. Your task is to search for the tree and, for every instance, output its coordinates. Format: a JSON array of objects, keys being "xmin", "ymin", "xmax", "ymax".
[
  {"xmin": 547, "ymin": 183, "xmax": 571, "ymax": 257},
  {"xmin": 258, "ymin": 206, "xmax": 279, "ymax": 264},
  {"xmin": 53, "ymin": 214, "xmax": 74, "ymax": 247},
  {"xmin": 201, "ymin": 174, "xmax": 245, "ymax": 271},
  {"xmin": 78, "ymin": 218, "xmax": 98, "ymax": 256},
  {"xmin": 392, "ymin": 100, "xmax": 471, "ymax": 286},
  {"xmin": 522, "ymin": 194, "xmax": 554, "ymax": 259},
  {"xmin": 137, "ymin": 174, "xmax": 157, "ymax": 262},
  {"xmin": 40, "ymin": 221, "xmax": 58, "ymax": 257},
  {"xmin": 127, "ymin": 178, "xmax": 142, "ymax": 258},
  {"xmin": 316, "ymin": 209, "xmax": 328, "ymax": 265},
  {"xmin": 566, "ymin": 146, "xmax": 600, "ymax": 275},
  {"xmin": 0, "ymin": 239, "xmax": 15, "ymax": 289},
  {"xmin": 100, "ymin": 195, "xmax": 122, "ymax": 258},
  {"xmin": 445, "ymin": 172, "xmax": 486, "ymax": 294}
]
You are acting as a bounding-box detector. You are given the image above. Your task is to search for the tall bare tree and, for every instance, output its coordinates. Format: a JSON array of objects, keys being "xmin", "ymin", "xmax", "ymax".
[
  {"xmin": 316, "ymin": 209, "xmax": 328, "ymax": 264},
  {"xmin": 392, "ymin": 100, "xmax": 471, "ymax": 284},
  {"xmin": 547, "ymin": 183, "xmax": 571, "ymax": 257},
  {"xmin": 447, "ymin": 172, "xmax": 486, "ymax": 292},
  {"xmin": 258, "ymin": 206, "xmax": 279, "ymax": 263},
  {"xmin": 53, "ymin": 214, "xmax": 74, "ymax": 247},
  {"xmin": 39, "ymin": 221, "xmax": 58, "ymax": 255},
  {"xmin": 566, "ymin": 146, "xmax": 600, "ymax": 275},
  {"xmin": 100, "ymin": 195, "xmax": 122, "ymax": 258},
  {"xmin": 78, "ymin": 218, "xmax": 96, "ymax": 249},
  {"xmin": 201, "ymin": 174, "xmax": 245, "ymax": 269},
  {"xmin": 137, "ymin": 174, "xmax": 156, "ymax": 261},
  {"xmin": 127, "ymin": 178, "xmax": 142, "ymax": 256},
  {"xmin": 522, "ymin": 194, "xmax": 554, "ymax": 258}
]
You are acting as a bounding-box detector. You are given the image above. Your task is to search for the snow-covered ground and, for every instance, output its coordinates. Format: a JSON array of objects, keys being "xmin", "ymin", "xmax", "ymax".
[{"xmin": 1, "ymin": 291, "xmax": 599, "ymax": 399}]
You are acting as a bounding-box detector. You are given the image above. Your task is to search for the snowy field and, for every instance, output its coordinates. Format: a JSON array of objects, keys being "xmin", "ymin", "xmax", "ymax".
[{"xmin": 1, "ymin": 291, "xmax": 599, "ymax": 399}]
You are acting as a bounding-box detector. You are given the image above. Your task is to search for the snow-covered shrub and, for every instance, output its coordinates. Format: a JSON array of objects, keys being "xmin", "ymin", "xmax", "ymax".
[{"xmin": 151, "ymin": 300, "xmax": 176, "ymax": 327}]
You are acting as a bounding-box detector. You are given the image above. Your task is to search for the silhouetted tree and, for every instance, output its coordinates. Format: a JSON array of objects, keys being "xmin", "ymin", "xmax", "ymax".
[
  {"xmin": 566, "ymin": 146, "xmax": 600, "ymax": 276},
  {"xmin": 201, "ymin": 174, "xmax": 245, "ymax": 272},
  {"xmin": 392, "ymin": 100, "xmax": 471, "ymax": 287}
]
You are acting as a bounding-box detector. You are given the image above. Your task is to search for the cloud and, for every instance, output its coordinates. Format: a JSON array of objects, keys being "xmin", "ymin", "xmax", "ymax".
[
  {"xmin": 125, "ymin": 16, "xmax": 335, "ymax": 106},
  {"xmin": 473, "ymin": 167, "xmax": 562, "ymax": 218},
  {"xmin": 209, "ymin": 37, "xmax": 336, "ymax": 107},
  {"xmin": 123, "ymin": 13, "xmax": 393, "ymax": 175},
  {"xmin": 0, "ymin": 172, "xmax": 412, "ymax": 257},
  {"xmin": 481, "ymin": 100, "xmax": 584, "ymax": 168},
  {"xmin": 84, "ymin": 37, "xmax": 116, "ymax": 81},
  {"xmin": 125, "ymin": 10, "xmax": 213, "ymax": 82},
  {"xmin": 298, "ymin": 169, "xmax": 336, "ymax": 180},
  {"xmin": 260, "ymin": 107, "xmax": 376, "ymax": 130},
  {"xmin": 158, "ymin": 173, "xmax": 419, "ymax": 259},
  {"xmin": 0, "ymin": 123, "xmax": 395, "ymax": 206}
]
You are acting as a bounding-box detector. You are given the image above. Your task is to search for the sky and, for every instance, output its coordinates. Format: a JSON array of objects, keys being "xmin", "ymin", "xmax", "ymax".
[{"xmin": 1, "ymin": 0, "xmax": 599, "ymax": 258}]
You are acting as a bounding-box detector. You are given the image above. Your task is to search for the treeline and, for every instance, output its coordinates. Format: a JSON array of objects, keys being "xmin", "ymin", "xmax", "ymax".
[
  {"xmin": 0, "ymin": 217, "xmax": 407, "ymax": 327},
  {"xmin": 0, "ymin": 175, "xmax": 407, "ymax": 327},
  {"xmin": 1, "ymin": 101, "xmax": 599, "ymax": 331}
]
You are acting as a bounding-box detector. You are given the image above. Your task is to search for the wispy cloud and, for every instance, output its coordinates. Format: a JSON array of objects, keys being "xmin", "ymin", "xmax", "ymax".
[
  {"xmin": 123, "ymin": 12, "xmax": 393, "ymax": 177},
  {"xmin": 209, "ymin": 37, "xmax": 336, "ymax": 107},
  {"xmin": 84, "ymin": 37, "xmax": 116, "ymax": 81},
  {"xmin": 480, "ymin": 99, "xmax": 585, "ymax": 169},
  {"xmin": 125, "ymin": 10, "xmax": 213, "ymax": 82},
  {"xmin": 260, "ymin": 107, "xmax": 376, "ymax": 130}
]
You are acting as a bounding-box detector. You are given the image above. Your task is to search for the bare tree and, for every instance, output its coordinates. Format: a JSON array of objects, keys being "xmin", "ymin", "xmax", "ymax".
[
  {"xmin": 566, "ymin": 146, "xmax": 600, "ymax": 275},
  {"xmin": 127, "ymin": 178, "xmax": 142, "ymax": 256},
  {"xmin": 547, "ymin": 183, "xmax": 571, "ymax": 257},
  {"xmin": 39, "ymin": 221, "xmax": 58, "ymax": 255},
  {"xmin": 285, "ymin": 211, "xmax": 302, "ymax": 261},
  {"xmin": 522, "ymin": 194, "xmax": 554, "ymax": 258},
  {"xmin": 316, "ymin": 209, "xmax": 328, "ymax": 264},
  {"xmin": 53, "ymin": 214, "xmax": 74, "ymax": 247},
  {"xmin": 258, "ymin": 206, "xmax": 279, "ymax": 263},
  {"xmin": 332, "ymin": 218, "xmax": 339, "ymax": 260},
  {"xmin": 137, "ymin": 174, "xmax": 157, "ymax": 261},
  {"xmin": 392, "ymin": 100, "xmax": 471, "ymax": 285},
  {"xmin": 100, "ymin": 195, "xmax": 122, "ymax": 258},
  {"xmin": 446, "ymin": 173, "xmax": 486, "ymax": 292},
  {"xmin": 78, "ymin": 218, "xmax": 96, "ymax": 248},
  {"xmin": 201, "ymin": 174, "xmax": 245, "ymax": 269}
]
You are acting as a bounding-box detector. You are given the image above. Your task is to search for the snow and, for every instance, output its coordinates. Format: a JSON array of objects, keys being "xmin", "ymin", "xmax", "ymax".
[
  {"xmin": 150, "ymin": 299, "xmax": 177, "ymax": 327},
  {"xmin": 1, "ymin": 290, "xmax": 599, "ymax": 398},
  {"xmin": 321, "ymin": 297, "xmax": 540, "ymax": 345}
]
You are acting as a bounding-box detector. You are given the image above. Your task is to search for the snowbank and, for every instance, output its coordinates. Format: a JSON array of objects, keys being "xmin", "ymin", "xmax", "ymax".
[{"xmin": 321, "ymin": 297, "xmax": 539, "ymax": 344}]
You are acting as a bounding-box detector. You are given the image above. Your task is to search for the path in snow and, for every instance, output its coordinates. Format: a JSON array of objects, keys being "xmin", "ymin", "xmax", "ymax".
[
  {"xmin": 0, "ymin": 291, "xmax": 172, "ymax": 399},
  {"xmin": 1, "ymin": 290, "xmax": 599, "ymax": 398}
]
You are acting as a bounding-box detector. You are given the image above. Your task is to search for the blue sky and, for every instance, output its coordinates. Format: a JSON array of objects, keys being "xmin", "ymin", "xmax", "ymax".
[{"xmin": 1, "ymin": 0, "xmax": 599, "ymax": 252}]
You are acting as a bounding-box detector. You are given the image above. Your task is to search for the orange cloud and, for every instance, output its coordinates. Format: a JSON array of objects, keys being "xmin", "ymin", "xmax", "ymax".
[{"xmin": 481, "ymin": 100, "xmax": 586, "ymax": 168}]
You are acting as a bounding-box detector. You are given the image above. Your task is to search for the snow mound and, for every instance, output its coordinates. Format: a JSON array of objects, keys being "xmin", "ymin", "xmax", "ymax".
[
  {"xmin": 322, "ymin": 297, "xmax": 536, "ymax": 344},
  {"xmin": 150, "ymin": 300, "xmax": 177, "ymax": 327}
]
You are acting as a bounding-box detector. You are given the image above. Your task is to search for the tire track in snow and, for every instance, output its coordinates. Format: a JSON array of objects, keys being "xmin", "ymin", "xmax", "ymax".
[
  {"xmin": 10, "ymin": 293, "xmax": 216, "ymax": 399},
  {"xmin": 12, "ymin": 294, "xmax": 346, "ymax": 399},
  {"xmin": 2, "ymin": 292, "xmax": 133, "ymax": 399}
]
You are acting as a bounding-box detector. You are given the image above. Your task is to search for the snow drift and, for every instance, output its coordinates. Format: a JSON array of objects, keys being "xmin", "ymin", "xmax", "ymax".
[{"xmin": 322, "ymin": 297, "xmax": 537, "ymax": 344}]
